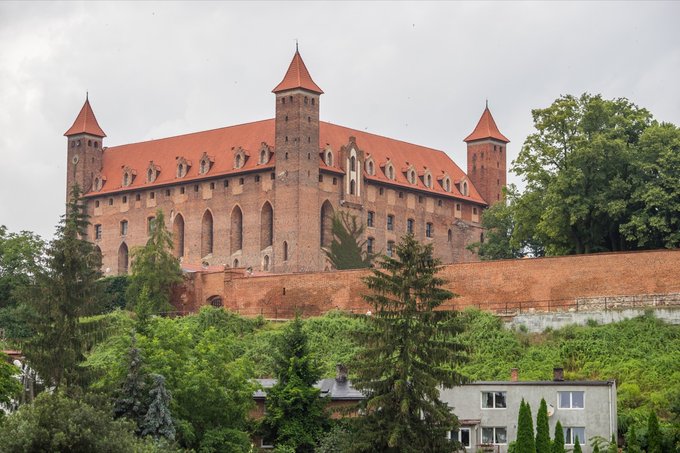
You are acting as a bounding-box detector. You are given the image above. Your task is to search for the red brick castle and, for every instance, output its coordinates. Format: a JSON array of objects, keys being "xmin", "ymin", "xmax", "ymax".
[{"xmin": 64, "ymin": 50, "xmax": 508, "ymax": 275}]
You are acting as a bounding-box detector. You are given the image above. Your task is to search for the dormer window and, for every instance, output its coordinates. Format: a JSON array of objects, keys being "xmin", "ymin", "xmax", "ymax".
[
  {"xmin": 424, "ymin": 172, "xmax": 432, "ymax": 189},
  {"xmin": 365, "ymin": 159, "xmax": 375, "ymax": 176},
  {"xmin": 442, "ymin": 176, "xmax": 452, "ymax": 192},
  {"xmin": 121, "ymin": 167, "xmax": 136, "ymax": 187},
  {"xmin": 384, "ymin": 162, "xmax": 395, "ymax": 180},
  {"xmin": 93, "ymin": 175, "xmax": 105, "ymax": 191},
  {"xmin": 462, "ymin": 180, "xmax": 469, "ymax": 196},
  {"xmin": 146, "ymin": 162, "xmax": 160, "ymax": 183},
  {"xmin": 325, "ymin": 150, "xmax": 333, "ymax": 166},
  {"xmin": 259, "ymin": 143, "xmax": 271, "ymax": 165},
  {"xmin": 197, "ymin": 152, "xmax": 214, "ymax": 175},
  {"xmin": 260, "ymin": 149, "xmax": 267, "ymax": 164},
  {"xmin": 407, "ymin": 168, "xmax": 417, "ymax": 185},
  {"xmin": 176, "ymin": 157, "xmax": 190, "ymax": 178},
  {"xmin": 233, "ymin": 148, "xmax": 247, "ymax": 169}
]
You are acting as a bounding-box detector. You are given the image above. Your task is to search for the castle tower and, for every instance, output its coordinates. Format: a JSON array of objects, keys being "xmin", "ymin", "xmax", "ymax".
[
  {"xmin": 272, "ymin": 49, "xmax": 323, "ymax": 272},
  {"xmin": 464, "ymin": 104, "xmax": 508, "ymax": 205},
  {"xmin": 64, "ymin": 95, "xmax": 106, "ymax": 200}
]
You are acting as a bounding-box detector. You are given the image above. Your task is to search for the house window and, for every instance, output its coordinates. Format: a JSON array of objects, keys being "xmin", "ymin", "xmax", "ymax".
[
  {"xmin": 255, "ymin": 175, "xmax": 261, "ymax": 182},
  {"xmin": 270, "ymin": 172, "xmax": 275, "ymax": 180},
  {"xmin": 407, "ymin": 218, "xmax": 414, "ymax": 234},
  {"xmin": 94, "ymin": 224, "xmax": 102, "ymax": 240},
  {"xmin": 387, "ymin": 215, "xmax": 394, "ymax": 231},
  {"xmin": 147, "ymin": 216, "xmax": 156, "ymax": 234},
  {"xmin": 418, "ymin": 195, "xmax": 422, "ymax": 203},
  {"xmin": 165, "ymin": 189, "xmax": 171, "ymax": 196},
  {"xmin": 473, "ymin": 207, "xmax": 478, "ymax": 215},
  {"xmin": 108, "ymin": 198, "xmax": 113, "ymax": 206},
  {"xmin": 447, "ymin": 229, "xmax": 452, "ymax": 242},
  {"xmin": 379, "ymin": 187, "xmax": 384, "ymax": 195},
  {"xmin": 194, "ymin": 185, "xmax": 199, "ymax": 192},
  {"xmin": 122, "ymin": 196, "xmax": 127, "ymax": 204},
  {"xmin": 482, "ymin": 391, "xmax": 507, "ymax": 409},
  {"xmin": 398, "ymin": 192, "xmax": 403, "ymax": 199},
  {"xmin": 239, "ymin": 177, "xmax": 244, "ymax": 185},
  {"xmin": 95, "ymin": 200, "xmax": 100, "ymax": 208},
  {"xmin": 558, "ymin": 391, "xmax": 584, "ymax": 409},
  {"xmin": 386, "ymin": 240, "xmax": 394, "ymax": 257},
  {"xmin": 426, "ymin": 222, "xmax": 433, "ymax": 238},
  {"xmin": 456, "ymin": 203, "xmax": 461, "ymax": 211},
  {"xmin": 564, "ymin": 427, "xmax": 586, "ymax": 445},
  {"xmin": 120, "ymin": 220, "xmax": 128, "ymax": 236},
  {"xmin": 136, "ymin": 194, "xmax": 141, "ymax": 201},
  {"xmin": 481, "ymin": 427, "xmax": 507, "ymax": 445},
  {"xmin": 449, "ymin": 428, "xmax": 471, "ymax": 449},
  {"xmin": 367, "ymin": 237, "xmax": 374, "ymax": 254},
  {"xmin": 224, "ymin": 179, "xmax": 229, "ymax": 187},
  {"xmin": 210, "ymin": 182, "xmax": 215, "ymax": 190},
  {"xmin": 367, "ymin": 211, "xmax": 375, "ymax": 228},
  {"xmin": 149, "ymin": 192, "xmax": 155, "ymax": 199},
  {"xmin": 332, "ymin": 177, "xmax": 337, "ymax": 185},
  {"xmin": 438, "ymin": 200, "xmax": 442, "ymax": 207},
  {"xmin": 180, "ymin": 187, "xmax": 185, "ymax": 194}
]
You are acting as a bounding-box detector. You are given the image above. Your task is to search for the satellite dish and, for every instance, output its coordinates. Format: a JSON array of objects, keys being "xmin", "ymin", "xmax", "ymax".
[{"xmin": 547, "ymin": 404, "xmax": 555, "ymax": 417}]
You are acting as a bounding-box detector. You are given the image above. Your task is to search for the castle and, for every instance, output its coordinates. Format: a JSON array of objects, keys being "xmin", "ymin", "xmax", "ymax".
[{"xmin": 64, "ymin": 50, "xmax": 508, "ymax": 275}]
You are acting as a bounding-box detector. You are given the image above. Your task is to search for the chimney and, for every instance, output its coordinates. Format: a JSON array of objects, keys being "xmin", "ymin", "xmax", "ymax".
[
  {"xmin": 510, "ymin": 368, "xmax": 519, "ymax": 382},
  {"xmin": 553, "ymin": 367, "xmax": 564, "ymax": 382},
  {"xmin": 335, "ymin": 364, "xmax": 348, "ymax": 383}
]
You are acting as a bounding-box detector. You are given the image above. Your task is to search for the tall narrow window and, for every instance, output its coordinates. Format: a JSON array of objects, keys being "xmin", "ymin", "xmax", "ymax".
[
  {"xmin": 260, "ymin": 202, "xmax": 273, "ymax": 249},
  {"xmin": 201, "ymin": 210, "xmax": 214, "ymax": 257},
  {"xmin": 118, "ymin": 242, "xmax": 129, "ymax": 275},
  {"xmin": 94, "ymin": 224, "xmax": 102, "ymax": 240},
  {"xmin": 387, "ymin": 241, "xmax": 395, "ymax": 257},
  {"xmin": 350, "ymin": 156, "xmax": 356, "ymax": 171},
  {"xmin": 173, "ymin": 214, "xmax": 185, "ymax": 258},
  {"xmin": 426, "ymin": 222, "xmax": 433, "ymax": 238},
  {"xmin": 367, "ymin": 237, "xmax": 374, "ymax": 255},
  {"xmin": 448, "ymin": 229, "xmax": 452, "ymax": 243},
  {"xmin": 350, "ymin": 179, "xmax": 356, "ymax": 195},
  {"xmin": 387, "ymin": 215, "xmax": 394, "ymax": 231},
  {"xmin": 320, "ymin": 200, "xmax": 334, "ymax": 247},
  {"xmin": 407, "ymin": 218, "xmax": 414, "ymax": 234},
  {"xmin": 120, "ymin": 220, "xmax": 128, "ymax": 236},
  {"xmin": 230, "ymin": 206, "xmax": 243, "ymax": 253},
  {"xmin": 367, "ymin": 211, "xmax": 375, "ymax": 227},
  {"xmin": 283, "ymin": 241, "xmax": 288, "ymax": 261}
]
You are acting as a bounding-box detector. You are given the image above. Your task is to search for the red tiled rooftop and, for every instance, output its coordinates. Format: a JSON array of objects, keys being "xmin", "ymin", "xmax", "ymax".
[
  {"xmin": 64, "ymin": 98, "xmax": 107, "ymax": 137},
  {"xmin": 272, "ymin": 50, "xmax": 323, "ymax": 94},
  {"xmin": 464, "ymin": 106, "xmax": 509, "ymax": 143}
]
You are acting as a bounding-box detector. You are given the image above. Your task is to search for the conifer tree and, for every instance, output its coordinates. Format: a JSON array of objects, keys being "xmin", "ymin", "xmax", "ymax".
[
  {"xmin": 260, "ymin": 315, "xmax": 327, "ymax": 451},
  {"xmin": 127, "ymin": 209, "xmax": 182, "ymax": 317},
  {"xmin": 141, "ymin": 373, "xmax": 175, "ymax": 441},
  {"xmin": 646, "ymin": 412, "xmax": 662, "ymax": 453},
  {"xmin": 607, "ymin": 434, "xmax": 618, "ymax": 453},
  {"xmin": 552, "ymin": 421, "xmax": 565, "ymax": 453},
  {"xmin": 625, "ymin": 425, "xmax": 641, "ymax": 453},
  {"xmin": 573, "ymin": 436, "xmax": 583, "ymax": 453},
  {"xmin": 517, "ymin": 399, "xmax": 536, "ymax": 453},
  {"xmin": 352, "ymin": 234, "xmax": 468, "ymax": 452},
  {"xmin": 535, "ymin": 398, "xmax": 551, "ymax": 453},
  {"xmin": 593, "ymin": 445, "xmax": 600, "ymax": 453},
  {"xmin": 113, "ymin": 333, "xmax": 148, "ymax": 431},
  {"xmin": 324, "ymin": 211, "xmax": 374, "ymax": 270},
  {"xmin": 23, "ymin": 184, "xmax": 102, "ymax": 389}
]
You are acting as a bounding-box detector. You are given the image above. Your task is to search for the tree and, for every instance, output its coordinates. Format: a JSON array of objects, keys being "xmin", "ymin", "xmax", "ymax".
[
  {"xmin": 114, "ymin": 333, "xmax": 148, "ymax": 431},
  {"xmin": 552, "ymin": 421, "xmax": 565, "ymax": 453},
  {"xmin": 351, "ymin": 234, "xmax": 468, "ymax": 452},
  {"xmin": 127, "ymin": 209, "xmax": 183, "ymax": 318},
  {"xmin": 593, "ymin": 446, "xmax": 600, "ymax": 453},
  {"xmin": 573, "ymin": 436, "xmax": 583, "ymax": 453},
  {"xmin": 324, "ymin": 211, "xmax": 374, "ymax": 270},
  {"xmin": 0, "ymin": 353, "xmax": 21, "ymax": 412},
  {"xmin": 260, "ymin": 315, "xmax": 327, "ymax": 452},
  {"xmin": 607, "ymin": 434, "xmax": 617, "ymax": 453},
  {"xmin": 516, "ymin": 399, "xmax": 536, "ymax": 453},
  {"xmin": 141, "ymin": 374, "xmax": 175, "ymax": 441},
  {"xmin": 646, "ymin": 412, "xmax": 662, "ymax": 453},
  {"xmin": 535, "ymin": 398, "xmax": 551, "ymax": 453},
  {"xmin": 625, "ymin": 425, "xmax": 641, "ymax": 453},
  {"xmin": 22, "ymin": 184, "xmax": 103, "ymax": 390}
]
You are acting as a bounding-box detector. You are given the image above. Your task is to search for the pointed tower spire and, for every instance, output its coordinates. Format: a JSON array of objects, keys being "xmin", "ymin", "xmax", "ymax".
[
  {"xmin": 272, "ymin": 49, "xmax": 323, "ymax": 94},
  {"xmin": 64, "ymin": 96, "xmax": 106, "ymax": 137},
  {"xmin": 464, "ymin": 104, "xmax": 509, "ymax": 143}
]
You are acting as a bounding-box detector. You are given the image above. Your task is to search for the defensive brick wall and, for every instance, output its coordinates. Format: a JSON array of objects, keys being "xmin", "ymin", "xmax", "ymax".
[{"xmin": 176, "ymin": 249, "xmax": 680, "ymax": 318}]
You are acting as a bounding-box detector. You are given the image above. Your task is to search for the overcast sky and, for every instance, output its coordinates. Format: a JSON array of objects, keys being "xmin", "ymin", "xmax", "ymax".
[{"xmin": 1, "ymin": 1, "xmax": 678, "ymax": 240}]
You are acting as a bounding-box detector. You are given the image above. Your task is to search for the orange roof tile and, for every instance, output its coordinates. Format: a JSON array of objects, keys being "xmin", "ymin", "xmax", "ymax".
[
  {"xmin": 272, "ymin": 51, "xmax": 323, "ymax": 94},
  {"xmin": 88, "ymin": 119, "xmax": 485, "ymax": 205},
  {"xmin": 64, "ymin": 98, "xmax": 106, "ymax": 137},
  {"xmin": 464, "ymin": 106, "xmax": 509, "ymax": 143}
]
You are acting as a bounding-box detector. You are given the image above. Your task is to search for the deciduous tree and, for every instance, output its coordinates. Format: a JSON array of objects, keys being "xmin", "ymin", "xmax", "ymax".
[{"xmin": 352, "ymin": 234, "xmax": 468, "ymax": 452}]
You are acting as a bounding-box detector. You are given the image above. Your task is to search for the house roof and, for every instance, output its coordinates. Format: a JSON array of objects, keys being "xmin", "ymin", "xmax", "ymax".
[
  {"xmin": 64, "ymin": 97, "xmax": 107, "ymax": 137},
  {"xmin": 253, "ymin": 378, "xmax": 363, "ymax": 401},
  {"xmin": 272, "ymin": 50, "xmax": 324, "ymax": 94},
  {"xmin": 464, "ymin": 106, "xmax": 509, "ymax": 143},
  {"xmin": 88, "ymin": 119, "xmax": 485, "ymax": 205}
]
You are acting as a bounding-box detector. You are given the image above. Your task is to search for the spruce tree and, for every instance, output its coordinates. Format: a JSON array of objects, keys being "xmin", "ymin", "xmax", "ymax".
[
  {"xmin": 516, "ymin": 399, "xmax": 536, "ymax": 453},
  {"xmin": 646, "ymin": 412, "xmax": 662, "ymax": 453},
  {"xmin": 127, "ymin": 209, "xmax": 182, "ymax": 317},
  {"xmin": 260, "ymin": 315, "xmax": 327, "ymax": 451},
  {"xmin": 535, "ymin": 398, "xmax": 551, "ymax": 453},
  {"xmin": 626, "ymin": 425, "xmax": 641, "ymax": 453},
  {"xmin": 552, "ymin": 421, "xmax": 565, "ymax": 453},
  {"xmin": 573, "ymin": 436, "xmax": 582, "ymax": 453},
  {"xmin": 323, "ymin": 211, "xmax": 374, "ymax": 270},
  {"xmin": 23, "ymin": 184, "xmax": 103, "ymax": 389},
  {"xmin": 352, "ymin": 234, "xmax": 468, "ymax": 452},
  {"xmin": 141, "ymin": 374, "xmax": 175, "ymax": 441},
  {"xmin": 113, "ymin": 333, "xmax": 148, "ymax": 431},
  {"xmin": 607, "ymin": 434, "xmax": 617, "ymax": 453}
]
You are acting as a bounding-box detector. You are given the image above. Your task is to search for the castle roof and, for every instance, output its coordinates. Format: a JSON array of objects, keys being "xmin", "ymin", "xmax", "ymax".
[
  {"xmin": 272, "ymin": 50, "xmax": 323, "ymax": 94},
  {"xmin": 464, "ymin": 106, "xmax": 509, "ymax": 143},
  {"xmin": 64, "ymin": 97, "xmax": 107, "ymax": 137},
  {"xmin": 88, "ymin": 119, "xmax": 485, "ymax": 204}
]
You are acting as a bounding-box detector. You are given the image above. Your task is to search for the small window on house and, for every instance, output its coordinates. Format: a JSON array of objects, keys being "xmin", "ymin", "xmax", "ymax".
[
  {"xmin": 366, "ymin": 160, "xmax": 374, "ymax": 175},
  {"xmin": 149, "ymin": 192, "xmax": 155, "ymax": 199},
  {"xmin": 426, "ymin": 222, "xmax": 433, "ymax": 238},
  {"xmin": 166, "ymin": 189, "xmax": 171, "ymax": 196},
  {"xmin": 88, "ymin": 140, "xmax": 92, "ymax": 146},
  {"xmin": 285, "ymin": 152, "xmax": 288, "ymax": 159},
  {"xmin": 270, "ymin": 173, "xmax": 275, "ymax": 180},
  {"xmin": 449, "ymin": 428, "xmax": 471, "ymax": 449},
  {"xmin": 426, "ymin": 174, "xmax": 432, "ymax": 188},
  {"xmin": 136, "ymin": 194, "xmax": 141, "ymax": 201},
  {"xmin": 438, "ymin": 200, "xmax": 442, "ymax": 207},
  {"xmin": 462, "ymin": 181, "xmax": 469, "ymax": 196},
  {"xmin": 285, "ymin": 115, "xmax": 288, "ymax": 122},
  {"xmin": 367, "ymin": 211, "xmax": 375, "ymax": 227},
  {"xmin": 418, "ymin": 195, "xmax": 423, "ymax": 203},
  {"xmin": 283, "ymin": 241, "xmax": 288, "ymax": 261},
  {"xmin": 308, "ymin": 116, "xmax": 311, "ymax": 123},
  {"xmin": 95, "ymin": 200, "xmax": 100, "ymax": 208},
  {"xmin": 367, "ymin": 237, "xmax": 374, "ymax": 254},
  {"xmin": 210, "ymin": 182, "xmax": 215, "ymax": 190},
  {"xmin": 260, "ymin": 150, "xmax": 267, "ymax": 163},
  {"xmin": 350, "ymin": 156, "xmax": 356, "ymax": 171},
  {"xmin": 239, "ymin": 178, "xmax": 244, "ymax": 185},
  {"xmin": 387, "ymin": 215, "xmax": 394, "ymax": 231},
  {"xmin": 194, "ymin": 185, "xmax": 199, "ymax": 192},
  {"xmin": 379, "ymin": 187, "xmax": 384, "ymax": 195},
  {"xmin": 120, "ymin": 220, "xmax": 128, "ymax": 236},
  {"xmin": 209, "ymin": 296, "xmax": 223, "ymax": 308},
  {"xmin": 563, "ymin": 427, "xmax": 586, "ymax": 446},
  {"xmin": 109, "ymin": 198, "xmax": 113, "ymax": 206},
  {"xmin": 76, "ymin": 140, "xmax": 81, "ymax": 147},
  {"xmin": 482, "ymin": 391, "xmax": 507, "ymax": 408},
  {"xmin": 304, "ymin": 96, "xmax": 308, "ymax": 104},
  {"xmin": 456, "ymin": 203, "xmax": 461, "ymax": 211},
  {"xmin": 407, "ymin": 218, "xmax": 414, "ymax": 234},
  {"xmin": 234, "ymin": 154, "xmax": 242, "ymax": 169},
  {"xmin": 94, "ymin": 224, "xmax": 102, "ymax": 240},
  {"xmin": 386, "ymin": 240, "xmax": 395, "ymax": 257},
  {"xmin": 224, "ymin": 180, "xmax": 229, "ymax": 187},
  {"xmin": 473, "ymin": 207, "xmax": 478, "ymax": 215},
  {"xmin": 180, "ymin": 187, "xmax": 185, "ymax": 194},
  {"xmin": 311, "ymin": 98, "xmax": 315, "ymax": 105},
  {"xmin": 448, "ymin": 229, "xmax": 452, "ymax": 242},
  {"xmin": 398, "ymin": 192, "xmax": 403, "ymax": 199},
  {"xmin": 255, "ymin": 175, "xmax": 261, "ymax": 182},
  {"xmin": 122, "ymin": 195, "xmax": 127, "ymax": 204},
  {"xmin": 558, "ymin": 391, "xmax": 584, "ymax": 409},
  {"xmin": 481, "ymin": 427, "xmax": 507, "ymax": 445},
  {"xmin": 350, "ymin": 180, "xmax": 356, "ymax": 195},
  {"xmin": 332, "ymin": 177, "xmax": 337, "ymax": 185},
  {"xmin": 147, "ymin": 168, "xmax": 153, "ymax": 182}
]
